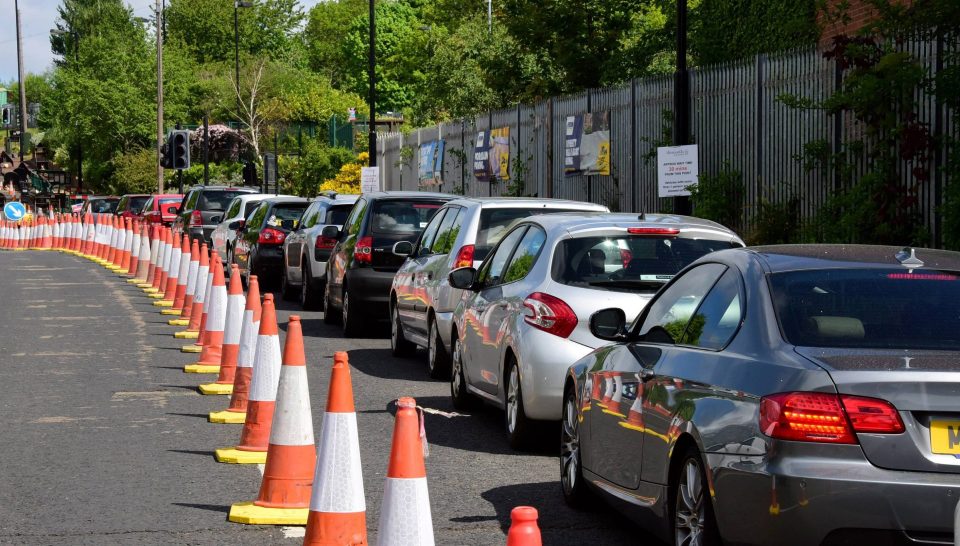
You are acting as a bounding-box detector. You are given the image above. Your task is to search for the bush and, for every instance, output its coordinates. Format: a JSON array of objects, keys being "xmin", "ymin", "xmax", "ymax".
[
  {"xmin": 688, "ymin": 162, "xmax": 744, "ymax": 233},
  {"xmin": 748, "ymin": 196, "xmax": 802, "ymax": 245},
  {"xmin": 281, "ymin": 141, "xmax": 356, "ymax": 196}
]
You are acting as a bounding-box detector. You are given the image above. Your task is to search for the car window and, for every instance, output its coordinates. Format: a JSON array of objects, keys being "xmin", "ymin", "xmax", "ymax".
[
  {"xmin": 477, "ymin": 226, "xmax": 528, "ymax": 287},
  {"xmin": 248, "ymin": 203, "xmax": 267, "ymax": 228},
  {"xmin": 117, "ymin": 196, "xmax": 129, "ymax": 212},
  {"xmin": 680, "ymin": 268, "xmax": 743, "ymax": 350},
  {"xmin": 475, "ymin": 207, "xmax": 585, "ymax": 261},
  {"xmin": 141, "ymin": 197, "xmax": 155, "ymax": 213},
  {"xmin": 159, "ymin": 197, "xmax": 181, "ymax": 206},
  {"xmin": 300, "ymin": 203, "xmax": 320, "ymax": 229},
  {"xmin": 199, "ymin": 190, "xmax": 247, "ymax": 212},
  {"xmin": 243, "ymin": 200, "xmax": 261, "ymax": 218},
  {"xmin": 636, "ymin": 263, "xmax": 728, "ymax": 344},
  {"xmin": 225, "ymin": 198, "xmax": 242, "ymax": 220},
  {"xmin": 502, "ymin": 226, "xmax": 546, "ymax": 284},
  {"xmin": 324, "ymin": 204, "xmax": 354, "ymax": 226},
  {"xmin": 433, "ymin": 207, "xmax": 463, "ymax": 255},
  {"xmin": 417, "ymin": 209, "xmax": 448, "ymax": 255},
  {"xmin": 266, "ymin": 204, "xmax": 308, "ymax": 230},
  {"xmin": 369, "ymin": 199, "xmax": 444, "ymax": 235},
  {"xmin": 129, "ymin": 196, "xmax": 150, "ymax": 214},
  {"xmin": 185, "ymin": 190, "xmax": 200, "ymax": 210},
  {"xmin": 345, "ymin": 198, "xmax": 367, "ymax": 236}
]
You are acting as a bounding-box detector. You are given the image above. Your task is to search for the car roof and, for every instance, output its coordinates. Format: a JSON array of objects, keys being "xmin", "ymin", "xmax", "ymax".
[
  {"xmin": 188, "ymin": 186, "xmax": 258, "ymax": 192},
  {"xmin": 444, "ymin": 197, "xmax": 609, "ymax": 210},
  {"xmin": 155, "ymin": 194, "xmax": 183, "ymax": 198},
  {"xmin": 361, "ymin": 191, "xmax": 454, "ymax": 200},
  {"xmin": 746, "ymin": 244, "xmax": 960, "ymax": 272},
  {"xmin": 120, "ymin": 194, "xmax": 151, "ymax": 198},
  {"xmin": 260, "ymin": 197, "xmax": 310, "ymax": 205},
  {"xmin": 517, "ymin": 212, "xmax": 742, "ymax": 239},
  {"xmin": 311, "ymin": 194, "xmax": 359, "ymax": 205}
]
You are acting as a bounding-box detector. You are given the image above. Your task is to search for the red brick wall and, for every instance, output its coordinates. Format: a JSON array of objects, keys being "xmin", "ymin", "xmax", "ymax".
[{"xmin": 818, "ymin": 0, "xmax": 912, "ymax": 45}]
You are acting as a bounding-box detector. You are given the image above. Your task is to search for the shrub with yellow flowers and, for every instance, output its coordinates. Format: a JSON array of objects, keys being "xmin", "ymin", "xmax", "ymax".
[{"xmin": 318, "ymin": 152, "xmax": 369, "ymax": 194}]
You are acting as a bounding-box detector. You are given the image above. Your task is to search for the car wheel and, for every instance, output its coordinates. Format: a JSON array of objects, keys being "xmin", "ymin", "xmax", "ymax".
[
  {"xmin": 300, "ymin": 263, "xmax": 321, "ymax": 311},
  {"xmin": 426, "ymin": 316, "xmax": 451, "ymax": 379},
  {"xmin": 280, "ymin": 264, "xmax": 296, "ymax": 301},
  {"xmin": 561, "ymin": 386, "xmax": 593, "ymax": 508},
  {"xmin": 390, "ymin": 302, "xmax": 416, "ymax": 357},
  {"xmin": 341, "ymin": 287, "xmax": 361, "ymax": 337},
  {"xmin": 505, "ymin": 358, "xmax": 533, "ymax": 450},
  {"xmin": 672, "ymin": 448, "xmax": 720, "ymax": 546},
  {"xmin": 450, "ymin": 334, "xmax": 479, "ymax": 411},
  {"xmin": 322, "ymin": 281, "xmax": 339, "ymax": 325}
]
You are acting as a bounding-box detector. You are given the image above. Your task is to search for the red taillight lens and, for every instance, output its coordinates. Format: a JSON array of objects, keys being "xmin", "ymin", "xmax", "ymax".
[
  {"xmin": 189, "ymin": 209, "xmax": 202, "ymax": 227},
  {"xmin": 258, "ymin": 227, "xmax": 286, "ymax": 245},
  {"xmin": 355, "ymin": 236, "xmax": 373, "ymax": 264},
  {"xmin": 315, "ymin": 236, "xmax": 337, "ymax": 250},
  {"xmin": 522, "ymin": 292, "xmax": 578, "ymax": 338},
  {"xmin": 454, "ymin": 244, "xmax": 475, "ymax": 268},
  {"xmin": 760, "ymin": 392, "xmax": 904, "ymax": 444},
  {"xmin": 619, "ymin": 248, "xmax": 633, "ymax": 268},
  {"xmin": 627, "ymin": 227, "xmax": 680, "ymax": 236}
]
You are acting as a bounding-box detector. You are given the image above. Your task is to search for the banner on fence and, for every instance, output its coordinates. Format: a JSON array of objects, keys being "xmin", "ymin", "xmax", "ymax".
[
  {"xmin": 565, "ymin": 112, "xmax": 611, "ymax": 177},
  {"xmin": 657, "ymin": 145, "xmax": 699, "ymax": 197},
  {"xmin": 473, "ymin": 131, "xmax": 491, "ymax": 182},
  {"xmin": 418, "ymin": 139, "xmax": 445, "ymax": 186},
  {"xmin": 564, "ymin": 115, "xmax": 583, "ymax": 176},
  {"xmin": 474, "ymin": 128, "xmax": 510, "ymax": 182},
  {"xmin": 361, "ymin": 166, "xmax": 380, "ymax": 193}
]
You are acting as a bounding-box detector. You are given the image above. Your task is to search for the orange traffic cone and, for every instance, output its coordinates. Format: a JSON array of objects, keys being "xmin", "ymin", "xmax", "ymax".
[
  {"xmin": 506, "ymin": 507, "xmax": 542, "ymax": 546},
  {"xmin": 156, "ymin": 229, "xmax": 181, "ymax": 306},
  {"xmin": 149, "ymin": 228, "xmax": 170, "ymax": 297},
  {"xmin": 180, "ymin": 249, "xmax": 217, "ymax": 347},
  {"xmin": 185, "ymin": 257, "xmax": 226, "ymax": 372},
  {"xmin": 303, "ymin": 351, "xmax": 368, "ymax": 545},
  {"xmin": 125, "ymin": 220, "xmax": 141, "ymax": 277},
  {"xmin": 216, "ymin": 293, "xmax": 281, "ymax": 464},
  {"xmin": 229, "ymin": 315, "xmax": 316, "ymax": 525},
  {"xmin": 131, "ymin": 224, "xmax": 151, "ymax": 284},
  {"xmin": 143, "ymin": 225, "xmax": 161, "ymax": 290},
  {"xmin": 176, "ymin": 243, "xmax": 209, "ymax": 335},
  {"xmin": 119, "ymin": 218, "xmax": 133, "ymax": 273},
  {"xmin": 169, "ymin": 238, "xmax": 201, "ymax": 326},
  {"xmin": 199, "ymin": 265, "xmax": 244, "ymax": 394},
  {"xmin": 377, "ymin": 397, "xmax": 434, "ymax": 546},
  {"xmin": 209, "ymin": 275, "xmax": 261, "ymax": 423},
  {"xmin": 163, "ymin": 235, "xmax": 191, "ymax": 315}
]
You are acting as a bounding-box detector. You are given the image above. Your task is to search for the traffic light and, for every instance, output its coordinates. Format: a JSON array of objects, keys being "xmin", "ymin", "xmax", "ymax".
[{"xmin": 171, "ymin": 130, "xmax": 191, "ymax": 170}]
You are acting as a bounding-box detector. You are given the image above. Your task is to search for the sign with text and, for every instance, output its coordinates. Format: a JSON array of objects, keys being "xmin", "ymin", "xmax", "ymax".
[
  {"xmin": 361, "ymin": 167, "xmax": 380, "ymax": 194},
  {"xmin": 657, "ymin": 145, "xmax": 699, "ymax": 197}
]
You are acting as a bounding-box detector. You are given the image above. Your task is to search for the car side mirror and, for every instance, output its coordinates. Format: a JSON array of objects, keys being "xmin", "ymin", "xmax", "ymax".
[
  {"xmin": 164, "ymin": 205, "xmax": 179, "ymax": 215},
  {"xmin": 321, "ymin": 225, "xmax": 340, "ymax": 240},
  {"xmin": 210, "ymin": 215, "xmax": 223, "ymax": 225},
  {"xmin": 590, "ymin": 308, "xmax": 628, "ymax": 341},
  {"xmin": 392, "ymin": 240, "xmax": 414, "ymax": 257},
  {"xmin": 448, "ymin": 267, "xmax": 478, "ymax": 291},
  {"xmin": 229, "ymin": 219, "xmax": 245, "ymax": 230}
]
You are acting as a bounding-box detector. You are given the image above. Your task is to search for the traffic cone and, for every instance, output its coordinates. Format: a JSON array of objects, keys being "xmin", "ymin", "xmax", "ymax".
[
  {"xmin": 162, "ymin": 235, "xmax": 191, "ymax": 315},
  {"xmin": 215, "ymin": 294, "xmax": 281, "ymax": 464},
  {"xmin": 199, "ymin": 265, "xmax": 244, "ymax": 394},
  {"xmin": 506, "ymin": 507, "xmax": 542, "ymax": 546},
  {"xmin": 182, "ymin": 250, "xmax": 219, "ymax": 349},
  {"xmin": 142, "ymin": 225, "xmax": 161, "ymax": 290},
  {"xmin": 602, "ymin": 375, "xmax": 625, "ymax": 418},
  {"xmin": 125, "ymin": 220, "xmax": 141, "ymax": 277},
  {"xmin": 302, "ymin": 352, "xmax": 368, "ymax": 545},
  {"xmin": 156, "ymin": 229, "xmax": 181, "ymax": 306},
  {"xmin": 377, "ymin": 397, "xmax": 434, "ymax": 546},
  {"xmin": 229, "ymin": 315, "xmax": 316, "ymax": 525},
  {"xmin": 210, "ymin": 275, "xmax": 261, "ymax": 423},
  {"xmin": 148, "ymin": 228, "xmax": 170, "ymax": 297},
  {"xmin": 118, "ymin": 218, "xmax": 133, "ymax": 273},
  {"xmin": 130, "ymin": 224, "xmax": 151, "ymax": 284},
  {"xmin": 175, "ymin": 244, "xmax": 209, "ymax": 338},
  {"xmin": 168, "ymin": 238, "xmax": 200, "ymax": 325},
  {"xmin": 184, "ymin": 257, "xmax": 226, "ymax": 372}
]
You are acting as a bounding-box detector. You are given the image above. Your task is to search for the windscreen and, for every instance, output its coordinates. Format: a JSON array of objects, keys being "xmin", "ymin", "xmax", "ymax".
[
  {"xmin": 89, "ymin": 199, "xmax": 119, "ymax": 214},
  {"xmin": 128, "ymin": 196, "xmax": 150, "ymax": 214},
  {"xmin": 326, "ymin": 204, "xmax": 354, "ymax": 226},
  {"xmin": 159, "ymin": 197, "xmax": 181, "ymax": 206},
  {"xmin": 769, "ymin": 268, "xmax": 960, "ymax": 350},
  {"xmin": 369, "ymin": 200, "xmax": 444, "ymax": 235},
  {"xmin": 199, "ymin": 190, "xmax": 247, "ymax": 212},
  {"xmin": 476, "ymin": 208, "xmax": 583, "ymax": 261},
  {"xmin": 552, "ymin": 236, "xmax": 738, "ymax": 293},
  {"xmin": 266, "ymin": 204, "xmax": 308, "ymax": 231}
]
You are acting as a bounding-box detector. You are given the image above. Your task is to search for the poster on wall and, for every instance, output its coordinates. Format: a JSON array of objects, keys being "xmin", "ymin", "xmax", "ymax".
[
  {"xmin": 565, "ymin": 112, "xmax": 611, "ymax": 177},
  {"xmin": 418, "ymin": 139, "xmax": 445, "ymax": 186},
  {"xmin": 489, "ymin": 127, "xmax": 510, "ymax": 181},
  {"xmin": 361, "ymin": 166, "xmax": 380, "ymax": 194},
  {"xmin": 656, "ymin": 144, "xmax": 699, "ymax": 197},
  {"xmin": 473, "ymin": 131, "xmax": 491, "ymax": 182}
]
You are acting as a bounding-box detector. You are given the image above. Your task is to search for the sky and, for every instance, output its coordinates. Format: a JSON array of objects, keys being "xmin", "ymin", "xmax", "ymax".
[{"xmin": 0, "ymin": 0, "xmax": 322, "ymax": 86}]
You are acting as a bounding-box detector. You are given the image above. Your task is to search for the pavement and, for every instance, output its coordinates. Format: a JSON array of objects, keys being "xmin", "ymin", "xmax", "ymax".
[{"xmin": 0, "ymin": 250, "xmax": 657, "ymax": 545}]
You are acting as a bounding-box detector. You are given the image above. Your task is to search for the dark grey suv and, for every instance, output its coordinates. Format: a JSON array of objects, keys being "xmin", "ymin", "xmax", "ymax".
[{"xmin": 173, "ymin": 186, "xmax": 258, "ymax": 246}]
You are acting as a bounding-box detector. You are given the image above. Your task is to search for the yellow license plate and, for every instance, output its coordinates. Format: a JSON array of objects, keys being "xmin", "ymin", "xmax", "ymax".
[{"xmin": 930, "ymin": 420, "xmax": 960, "ymax": 454}]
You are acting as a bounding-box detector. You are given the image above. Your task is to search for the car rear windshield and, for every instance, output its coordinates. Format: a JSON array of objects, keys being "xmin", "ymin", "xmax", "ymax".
[
  {"xmin": 769, "ymin": 268, "xmax": 960, "ymax": 350},
  {"xmin": 159, "ymin": 197, "xmax": 181, "ymax": 206},
  {"xmin": 369, "ymin": 200, "xmax": 444, "ymax": 235},
  {"xmin": 326, "ymin": 204, "xmax": 354, "ymax": 226},
  {"xmin": 89, "ymin": 199, "xmax": 118, "ymax": 214},
  {"xmin": 199, "ymin": 190, "xmax": 248, "ymax": 212},
  {"xmin": 476, "ymin": 207, "xmax": 584, "ymax": 261},
  {"xmin": 127, "ymin": 196, "xmax": 150, "ymax": 214},
  {"xmin": 552, "ymin": 236, "xmax": 738, "ymax": 293},
  {"xmin": 266, "ymin": 204, "xmax": 308, "ymax": 231}
]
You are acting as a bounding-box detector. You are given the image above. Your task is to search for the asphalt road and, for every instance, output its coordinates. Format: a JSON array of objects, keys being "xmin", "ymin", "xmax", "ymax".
[{"xmin": 0, "ymin": 250, "xmax": 658, "ymax": 545}]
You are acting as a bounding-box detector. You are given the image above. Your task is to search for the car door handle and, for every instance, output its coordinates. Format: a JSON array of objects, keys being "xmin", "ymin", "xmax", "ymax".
[{"xmin": 638, "ymin": 368, "xmax": 656, "ymax": 382}]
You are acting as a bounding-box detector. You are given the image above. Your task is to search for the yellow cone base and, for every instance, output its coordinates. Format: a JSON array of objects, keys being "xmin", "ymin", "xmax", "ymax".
[
  {"xmin": 619, "ymin": 422, "xmax": 645, "ymax": 432},
  {"xmin": 181, "ymin": 344, "xmax": 202, "ymax": 353},
  {"xmin": 148, "ymin": 293, "xmax": 165, "ymax": 300},
  {"xmin": 153, "ymin": 300, "xmax": 174, "ymax": 307},
  {"xmin": 138, "ymin": 283, "xmax": 154, "ymax": 289},
  {"xmin": 168, "ymin": 318, "xmax": 190, "ymax": 326},
  {"xmin": 126, "ymin": 278, "xmax": 141, "ymax": 284},
  {"xmin": 199, "ymin": 382, "xmax": 233, "ymax": 395},
  {"xmin": 208, "ymin": 410, "xmax": 246, "ymax": 424},
  {"xmin": 160, "ymin": 308, "xmax": 182, "ymax": 315},
  {"xmin": 175, "ymin": 330, "xmax": 199, "ymax": 340},
  {"xmin": 107, "ymin": 266, "xmax": 125, "ymax": 272},
  {"xmin": 215, "ymin": 447, "xmax": 267, "ymax": 464},
  {"xmin": 228, "ymin": 502, "xmax": 308, "ymax": 525},
  {"xmin": 184, "ymin": 363, "xmax": 220, "ymax": 374}
]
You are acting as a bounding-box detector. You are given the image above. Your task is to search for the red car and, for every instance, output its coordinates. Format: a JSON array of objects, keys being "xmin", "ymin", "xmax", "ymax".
[
  {"xmin": 140, "ymin": 194, "xmax": 184, "ymax": 227},
  {"xmin": 116, "ymin": 194, "xmax": 152, "ymax": 219}
]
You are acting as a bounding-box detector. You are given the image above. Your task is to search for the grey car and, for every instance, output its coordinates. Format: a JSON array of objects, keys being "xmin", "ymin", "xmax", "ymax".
[
  {"xmin": 390, "ymin": 197, "xmax": 608, "ymax": 378},
  {"xmin": 562, "ymin": 244, "xmax": 960, "ymax": 546},
  {"xmin": 172, "ymin": 185, "xmax": 259, "ymax": 246}
]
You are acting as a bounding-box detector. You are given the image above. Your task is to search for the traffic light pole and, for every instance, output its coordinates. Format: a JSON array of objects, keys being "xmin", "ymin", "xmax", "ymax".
[
  {"xmin": 367, "ymin": 0, "xmax": 376, "ymax": 167},
  {"xmin": 156, "ymin": 0, "xmax": 164, "ymax": 194},
  {"xmin": 15, "ymin": 0, "xmax": 28, "ymax": 164}
]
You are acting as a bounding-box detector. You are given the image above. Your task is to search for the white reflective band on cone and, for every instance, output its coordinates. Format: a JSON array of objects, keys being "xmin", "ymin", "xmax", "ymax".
[
  {"xmin": 185, "ymin": 259, "xmax": 199, "ymax": 296},
  {"xmin": 237, "ymin": 313, "xmax": 259, "ymax": 369},
  {"xmin": 205, "ymin": 286, "xmax": 228, "ymax": 331},
  {"xmin": 377, "ymin": 478, "xmax": 434, "ymax": 546},
  {"xmin": 248, "ymin": 335, "xmax": 281, "ymax": 402},
  {"xmin": 269, "ymin": 366, "xmax": 314, "ymax": 446},
  {"xmin": 193, "ymin": 266, "xmax": 210, "ymax": 304},
  {"xmin": 311, "ymin": 412, "xmax": 366, "ymax": 513},
  {"xmin": 223, "ymin": 294, "xmax": 245, "ymax": 345}
]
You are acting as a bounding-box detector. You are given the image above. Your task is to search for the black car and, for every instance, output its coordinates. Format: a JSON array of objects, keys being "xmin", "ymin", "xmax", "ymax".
[
  {"xmin": 323, "ymin": 191, "xmax": 454, "ymax": 337},
  {"xmin": 233, "ymin": 197, "xmax": 310, "ymax": 287},
  {"xmin": 173, "ymin": 185, "xmax": 258, "ymax": 246}
]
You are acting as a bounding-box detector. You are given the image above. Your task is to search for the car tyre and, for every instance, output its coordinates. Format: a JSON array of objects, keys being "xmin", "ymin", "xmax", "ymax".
[
  {"xmin": 561, "ymin": 385, "xmax": 593, "ymax": 508},
  {"xmin": 426, "ymin": 316, "xmax": 451, "ymax": 379},
  {"xmin": 450, "ymin": 334, "xmax": 479, "ymax": 411},
  {"xmin": 341, "ymin": 287, "xmax": 361, "ymax": 337},
  {"xmin": 390, "ymin": 302, "xmax": 416, "ymax": 357},
  {"xmin": 671, "ymin": 448, "xmax": 720, "ymax": 546},
  {"xmin": 322, "ymin": 281, "xmax": 339, "ymax": 325},
  {"xmin": 505, "ymin": 357, "xmax": 533, "ymax": 450},
  {"xmin": 300, "ymin": 262, "xmax": 322, "ymax": 311}
]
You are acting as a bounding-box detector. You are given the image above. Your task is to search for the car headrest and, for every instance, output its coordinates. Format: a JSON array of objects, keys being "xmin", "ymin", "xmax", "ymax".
[{"xmin": 808, "ymin": 316, "xmax": 865, "ymax": 339}]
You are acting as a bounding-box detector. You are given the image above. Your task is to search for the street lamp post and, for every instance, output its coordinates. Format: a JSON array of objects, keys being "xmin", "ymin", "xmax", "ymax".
[
  {"xmin": 51, "ymin": 29, "xmax": 83, "ymax": 192},
  {"xmin": 234, "ymin": 1, "xmax": 253, "ymax": 107},
  {"xmin": 14, "ymin": 0, "xmax": 28, "ymax": 164},
  {"xmin": 368, "ymin": 0, "xmax": 376, "ymax": 167}
]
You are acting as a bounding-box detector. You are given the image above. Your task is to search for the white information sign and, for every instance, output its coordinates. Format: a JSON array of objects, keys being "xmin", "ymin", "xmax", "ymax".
[
  {"xmin": 360, "ymin": 167, "xmax": 380, "ymax": 194},
  {"xmin": 656, "ymin": 145, "xmax": 699, "ymax": 198}
]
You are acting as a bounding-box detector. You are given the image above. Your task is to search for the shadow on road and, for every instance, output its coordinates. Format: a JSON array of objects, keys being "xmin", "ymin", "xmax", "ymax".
[
  {"xmin": 171, "ymin": 502, "xmax": 229, "ymax": 514},
  {"xmin": 345, "ymin": 348, "xmax": 434, "ymax": 382}
]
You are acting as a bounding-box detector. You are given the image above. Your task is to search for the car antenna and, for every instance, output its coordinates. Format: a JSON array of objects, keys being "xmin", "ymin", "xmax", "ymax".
[{"xmin": 896, "ymin": 247, "xmax": 924, "ymax": 270}]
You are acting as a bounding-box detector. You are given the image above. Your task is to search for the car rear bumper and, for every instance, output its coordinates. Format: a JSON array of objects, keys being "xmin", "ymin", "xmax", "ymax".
[
  {"xmin": 344, "ymin": 268, "xmax": 395, "ymax": 320},
  {"xmin": 708, "ymin": 443, "xmax": 960, "ymax": 546},
  {"xmin": 517, "ymin": 326, "xmax": 594, "ymax": 420}
]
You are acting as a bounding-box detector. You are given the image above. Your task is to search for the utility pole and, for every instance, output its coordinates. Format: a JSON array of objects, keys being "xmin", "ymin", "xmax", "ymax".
[
  {"xmin": 15, "ymin": 0, "xmax": 28, "ymax": 164},
  {"xmin": 673, "ymin": 0, "xmax": 691, "ymax": 215},
  {"xmin": 368, "ymin": 0, "xmax": 376, "ymax": 167},
  {"xmin": 203, "ymin": 115, "xmax": 209, "ymax": 186},
  {"xmin": 156, "ymin": 0, "xmax": 164, "ymax": 193}
]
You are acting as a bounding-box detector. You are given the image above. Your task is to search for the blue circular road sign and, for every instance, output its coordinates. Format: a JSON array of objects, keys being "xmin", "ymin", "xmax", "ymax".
[{"xmin": 3, "ymin": 202, "xmax": 26, "ymax": 222}]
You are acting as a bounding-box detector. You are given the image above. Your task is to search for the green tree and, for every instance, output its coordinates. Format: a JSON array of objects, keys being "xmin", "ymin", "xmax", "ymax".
[{"xmin": 304, "ymin": 0, "xmax": 367, "ymax": 86}]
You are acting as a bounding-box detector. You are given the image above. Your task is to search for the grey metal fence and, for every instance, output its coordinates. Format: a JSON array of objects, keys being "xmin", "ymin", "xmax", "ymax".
[{"xmin": 377, "ymin": 44, "xmax": 956, "ymax": 246}]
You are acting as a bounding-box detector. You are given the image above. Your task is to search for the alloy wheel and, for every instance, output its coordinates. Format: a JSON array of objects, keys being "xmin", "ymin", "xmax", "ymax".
[
  {"xmin": 560, "ymin": 396, "xmax": 580, "ymax": 495},
  {"xmin": 390, "ymin": 305, "xmax": 400, "ymax": 352},
  {"xmin": 506, "ymin": 366, "xmax": 520, "ymax": 434},
  {"xmin": 675, "ymin": 459, "xmax": 705, "ymax": 546}
]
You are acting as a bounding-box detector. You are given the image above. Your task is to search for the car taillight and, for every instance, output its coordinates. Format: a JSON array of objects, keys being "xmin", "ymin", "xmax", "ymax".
[
  {"xmin": 188, "ymin": 209, "xmax": 202, "ymax": 227},
  {"xmin": 315, "ymin": 236, "xmax": 337, "ymax": 250},
  {"xmin": 627, "ymin": 227, "xmax": 680, "ymax": 236},
  {"xmin": 454, "ymin": 244, "xmax": 475, "ymax": 268},
  {"xmin": 258, "ymin": 227, "xmax": 286, "ymax": 245},
  {"xmin": 619, "ymin": 249, "xmax": 633, "ymax": 268},
  {"xmin": 523, "ymin": 292, "xmax": 578, "ymax": 338},
  {"xmin": 355, "ymin": 236, "xmax": 373, "ymax": 264},
  {"xmin": 759, "ymin": 392, "xmax": 903, "ymax": 444}
]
